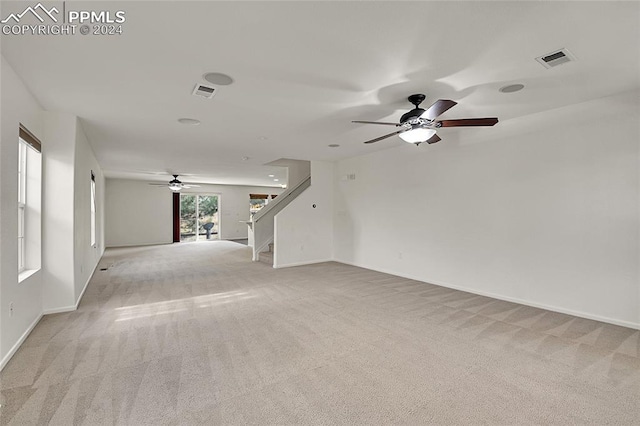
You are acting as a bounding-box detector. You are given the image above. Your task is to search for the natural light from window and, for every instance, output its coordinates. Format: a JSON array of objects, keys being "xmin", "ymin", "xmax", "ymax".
[
  {"xmin": 17, "ymin": 140, "xmax": 27, "ymax": 272},
  {"xmin": 90, "ymin": 171, "xmax": 96, "ymax": 246},
  {"xmin": 113, "ymin": 291, "xmax": 253, "ymax": 321},
  {"xmin": 17, "ymin": 125, "xmax": 42, "ymax": 281}
]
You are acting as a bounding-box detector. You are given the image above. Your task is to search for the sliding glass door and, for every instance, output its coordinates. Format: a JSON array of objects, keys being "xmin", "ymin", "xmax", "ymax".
[{"xmin": 180, "ymin": 194, "xmax": 219, "ymax": 242}]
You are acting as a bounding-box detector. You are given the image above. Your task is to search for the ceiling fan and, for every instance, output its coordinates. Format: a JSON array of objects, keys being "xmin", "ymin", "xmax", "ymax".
[
  {"xmin": 148, "ymin": 175, "xmax": 201, "ymax": 192},
  {"xmin": 353, "ymin": 94, "xmax": 498, "ymax": 145}
]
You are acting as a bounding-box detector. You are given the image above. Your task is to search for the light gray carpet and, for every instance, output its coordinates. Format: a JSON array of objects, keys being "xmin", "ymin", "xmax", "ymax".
[{"xmin": 1, "ymin": 241, "xmax": 638, "ymax": 425}]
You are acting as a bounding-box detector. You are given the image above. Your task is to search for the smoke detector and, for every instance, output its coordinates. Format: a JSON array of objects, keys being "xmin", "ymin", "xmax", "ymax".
[
  {"xmin": 192, "ymin": 83, "xmax": 217, "ymax": 99},
  {"xmin": 535, "ymin": 48, "xmax": 576, "ymax": 69}
]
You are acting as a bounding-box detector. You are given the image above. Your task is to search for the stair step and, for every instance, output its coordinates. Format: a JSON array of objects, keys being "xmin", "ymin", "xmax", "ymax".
[{"xmin": 259, "ymin": 250, "xmax": 273, "ymax": 265}]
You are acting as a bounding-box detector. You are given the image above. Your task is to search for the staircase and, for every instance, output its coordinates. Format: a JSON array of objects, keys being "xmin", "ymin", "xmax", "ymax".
[
  {"xmin": 259, "ymin": 242, "xmax": 274, "ymax": 266},
  {"xmin": 250, "ymin": 174, "xmax": 311, "ymax": 263}
]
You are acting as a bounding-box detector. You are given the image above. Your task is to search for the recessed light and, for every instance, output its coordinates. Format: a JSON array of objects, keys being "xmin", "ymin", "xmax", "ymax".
[
  {"xmin": 178, "ymin": 118, "xmax": 200, "ymax": 125},
  {"xmin": 328, "ymin": 144, "xmax": 340, "ymax": 148},
  {"xmin": 499, "ymin": 84, "xmax": 525, "ymax": 93},
  {"xmin": 268, "ymin": 174, "xmax": 274, "ymax": 177},
  {"xmin": 203, "ymin": 72, "xmax": 234, "ymax": 86},
  {"xmin": 274, "ymin": 179, "xmax": 279, "ymax": 182}
]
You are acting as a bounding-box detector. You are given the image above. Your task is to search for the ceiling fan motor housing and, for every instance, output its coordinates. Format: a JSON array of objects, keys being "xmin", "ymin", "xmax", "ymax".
[
  {"xmin": 400, "ymin": 108, "xmax": 426, "ymax": 124},
  {"xmin": 400, "ymin": 94, "xmax": 428, "ymax": 124},
  {"xmin": 407, "ymin": 94, "xmax": 426, "ymax": 107}
]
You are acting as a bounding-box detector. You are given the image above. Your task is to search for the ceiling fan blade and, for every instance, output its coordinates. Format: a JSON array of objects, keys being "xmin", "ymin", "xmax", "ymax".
[
  {"xmin": 363, "ymin": 129, "xmax": 406, "ymax": 144},
  {"xmin": 352, "ymin": 120, "xmax": 400, "ymax": 126},
  {"xmin": 148, "ymin": 183, "xmax": 168, "ymax": 186},
  {"xmin": 182, "ymin": 184, "xmax": 201, "ymax": 188},
  {"xmin": 421, "ymin": 99, "xmax": 457, "ymax": 120},
  {"xmin": 426, "ymin": 134, "xmax": 441, "ymax": 144},
  {"xmin": 437, "ymin": 118, "xmax": 499, "ymax": 127}
]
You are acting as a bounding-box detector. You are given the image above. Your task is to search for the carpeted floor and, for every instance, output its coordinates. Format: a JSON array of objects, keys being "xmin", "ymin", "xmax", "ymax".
[{"xmin": 1, "ymin": 241, "xmax": 638, "ymax": 425}]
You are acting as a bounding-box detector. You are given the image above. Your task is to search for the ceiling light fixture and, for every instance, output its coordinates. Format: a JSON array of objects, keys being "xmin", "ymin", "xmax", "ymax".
[
  {"xmin": 398, "ymin": 128, "xmax": 436, "ymax": 144},
  {"xmin": 203, "ymin": 72, "xmax": 234, "ymax": 86},
  {"xmin": 268, "ymin": 174, "xmax": 274, "ymax": 177},
  {"xmin": 168, "ymin": 182, "xmax": 182, "ymax": 191},
  {"xmin": 354, "ymin": 93, "xmax": 498, "ymax": 146},
  {"xmin": 178, "ymin": 118, "xmax": 201, "ymax": 125},
  {"xmin": 274, "ymin": 179, "xmax": 279, "ymax": 182},
  {"xmin": 499, "ymin": 83, "xmax": 525, "ymax": 93}
]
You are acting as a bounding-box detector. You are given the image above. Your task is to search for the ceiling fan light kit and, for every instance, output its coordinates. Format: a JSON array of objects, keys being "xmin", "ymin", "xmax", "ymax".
[
  {"xmin": 399, "ymin": 128, "xmax": 436, "ymax": 143},
  {"xmin": 149, "ymin": 174, "xmax": 201, "ymax": 192},
  {"xmin": 169, "ymin": 175, "xmax": 184, "ymax": 191},
  {"xmin": 353, "ymin": 93, "xmax": 498, "ymax": 146}
]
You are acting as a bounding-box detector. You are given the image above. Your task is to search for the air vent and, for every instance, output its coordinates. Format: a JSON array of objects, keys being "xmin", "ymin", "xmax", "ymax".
[
  {"xmin": 340, "ymin": 173, "xmax": 356, "ymax": 181},
  {"xmin": 535, "ymin": 48, "xmax": 576, "ymax": 69},
  {"xmin": 192, "ymin": 83, "xmax": 217, "ymax": 99}
]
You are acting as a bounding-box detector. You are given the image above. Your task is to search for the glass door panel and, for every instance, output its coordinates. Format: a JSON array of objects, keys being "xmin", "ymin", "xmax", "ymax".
[
  {"xmin": 180, "ymin": 194, "xmax": 197, "ymax": 242},
  {"xmin": 197, "ymin": 195, "xmax": 218, "ymax": 240}
]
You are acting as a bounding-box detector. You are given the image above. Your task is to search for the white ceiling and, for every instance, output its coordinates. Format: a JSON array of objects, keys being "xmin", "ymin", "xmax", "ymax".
[{"xmin": 2, "ymin": 1, "xmax": 638, "ymax": 186}]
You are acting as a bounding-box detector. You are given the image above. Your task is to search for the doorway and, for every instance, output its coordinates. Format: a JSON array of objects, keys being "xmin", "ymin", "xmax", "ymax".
[{"xmin": 180, "ymin": 194, "xmax": 219, "ymax": 242}]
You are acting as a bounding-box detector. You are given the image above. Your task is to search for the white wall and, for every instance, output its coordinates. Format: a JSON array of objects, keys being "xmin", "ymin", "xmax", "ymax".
[
  {"xmin": 286, "ymin": 160, "xmax": 311, "ymax": 188},
  {"xmin": 73, "ymin": 122, "xmax": 105, "ymax": 302},
  {"xmin": 105, "ymin": 179, "xmax": 172, "ymax": 247},
  {"xmin": 266, "ymin": 158, "xmax": 311, "ymax": 188},
  {"xmin": 334, "ymin": 91, "xmax": 640, "ymax": 329},
  {"xmin": 274, "ymin": 161, "xmax": 333, "ymax": 268},
  {"xmin": 41, "ymin": 114, "xmax": 106, "ymax": 314},
  {"xmin": 42, "ymin": 112, "xmax": 77, "ymax": 312},
  {"xmin": 1, "ymin": 56, "xmax": 106, "ymax": 367},
  {"xmin": 105, "ymin": 179, "xmax": 283, "ymax": 247},
  {"xmin": 0, "ymin": 55, "xmax": 44, "ymax": 367}
]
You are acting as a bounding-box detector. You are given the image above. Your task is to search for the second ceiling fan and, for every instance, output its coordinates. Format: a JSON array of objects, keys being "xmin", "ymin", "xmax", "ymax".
[
  {"xmin": 148, "ymin": 174, "xmax": 200, "ymax": 192},
  {"xmin": 353, "ymin": 94, "xmax": 498, "ymax": 145}
]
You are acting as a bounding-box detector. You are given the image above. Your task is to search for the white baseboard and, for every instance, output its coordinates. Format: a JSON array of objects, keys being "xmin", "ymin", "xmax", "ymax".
[
  {"xmin": 43, "ymin": 257, "xmax": 100, "ymax": 315},
  {"xmin": 75, "ymin": 261, "xmax": 97, "ymax": 309},
  {"xmin": 0, "ymin": 313, "xmax": 43, "ymax": 371},
  {"xmin": 336, "ymin": 260, "xmax": 640, "ymax": 330},
  {"xmin": 274, "ymin": 258, "xmax": 334, "ymax": 269},
  {"xmin": 2, "ymin": 258, "xmax": 102, "ymax": 370},
  {"xmin": 106, "ymin": 241, "xmax": 172, "ymax": 249},
  {"xmin": 43, "ymin": 305, "xmax": 76, "ymax": 315}
]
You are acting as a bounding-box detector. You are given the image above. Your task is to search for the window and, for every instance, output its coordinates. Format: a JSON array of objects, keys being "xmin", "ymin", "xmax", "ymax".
[
  {"xmin": 17, "ymin": 124, "xmax": 42, "ymax": 276},
  {"xmin": 18, "ymin": 141, "xmax": 27, "ymax": 272},
  {"xmin": 90, "ymin": 171, "xmax": 96, "ymax": 247}
]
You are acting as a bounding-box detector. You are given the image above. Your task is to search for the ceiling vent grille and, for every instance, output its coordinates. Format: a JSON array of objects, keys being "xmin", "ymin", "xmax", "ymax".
[
  {"xmin": 535, "ymin": 48, "xmax": 575, "ymax": 69},
  {"xmin": 192, "ymin": 83, "xmax": 217, "ymax": 99}
]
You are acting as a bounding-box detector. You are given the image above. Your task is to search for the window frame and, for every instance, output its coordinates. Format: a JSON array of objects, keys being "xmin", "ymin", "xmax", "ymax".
[
  {"xmin": 90, "ymin": 171, "xmax": 96, "ymax": 247},
  {"xmin": 17, "ymin": 124, "xmax": 42, "ymax": 278}
]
